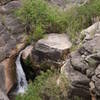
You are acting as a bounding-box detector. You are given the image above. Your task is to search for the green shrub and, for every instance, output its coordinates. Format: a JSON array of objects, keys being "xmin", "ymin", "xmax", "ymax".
[
  {"xmin": 63, "ymin": 0, "xmax": 100, "ymax": 41},
  {"xmin": 33, "ymin": 24, "xmax": 44, "ymax": 41},
  {"xmin": 16, "ymin": 71, "xmax": 69, "ymax": 100},
  {"xmin": 16, "ymin": 0, "xmax": 66, "ymax": 40},
  {"xmin": 16, "ymin": 0, "xmax": 100, "ymax": 42},
  {"xmin": 41, "ymin": 73, "xmax": 69, "ymax": 100},
  {"xmin": 16, "ymin": 70, "xmax": 53, "ymax": 100}
]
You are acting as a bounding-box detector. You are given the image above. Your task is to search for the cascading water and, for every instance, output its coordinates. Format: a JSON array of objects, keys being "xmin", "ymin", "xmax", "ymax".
[{"xmin": 15, "ymin": 51, "xmax": 28, "ymax": 94}]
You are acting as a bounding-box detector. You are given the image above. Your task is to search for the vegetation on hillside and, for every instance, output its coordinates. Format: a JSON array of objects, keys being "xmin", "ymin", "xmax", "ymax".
[
  {"xmin": 16, "ymin": 0, "xmax": 100, "ymax": 100},
  {"xmin": 16, "ymin": 0, "xmax": 100, "ymax": 42},
  {"xmin": 16, "ymin": 70, "xmax": 69, "ymax": 100}
]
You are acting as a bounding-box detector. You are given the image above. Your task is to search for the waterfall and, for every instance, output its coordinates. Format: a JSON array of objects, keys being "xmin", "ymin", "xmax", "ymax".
[{"xmin": 15, "ymin": 51, "xmax": 28, "ymax": 94}]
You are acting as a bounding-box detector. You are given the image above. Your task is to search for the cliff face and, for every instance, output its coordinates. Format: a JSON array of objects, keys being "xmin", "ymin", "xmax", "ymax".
[{"xmin": 0, "ymin": 0, "xmax": 26, "ymax": 97}]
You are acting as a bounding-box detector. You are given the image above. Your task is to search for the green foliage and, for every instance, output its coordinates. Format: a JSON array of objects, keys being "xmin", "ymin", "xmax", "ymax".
[
  {"xmin": 16, "ymin": 0, "xmax": 100, "ymax": 42},
  {"xmin": 16, "ymin": 70, "xmax": 53, "ymax": 100},
  {"xmin": 16, "ymin": 71, "xmax": 69, "ymax": 100},
  {"xmin": 33, "ymin": 24, "xmax": 44, "ymax": 41},
  {"xmin": 41, "ymin": 73, "xmax": 69, "ymax": 100},
  {"xmin": 64, "ymin": 0, "xmax": 100, "ymax": 41},
  {"xmin": 24, "ymin": 57, "xmax": 32, "ymax": 68},
  {"xmin": 73, "ymin": 96, "xmax": 83, "ymax": 100},
  {"xmin": 16, "ymin": 0, "xmax": 65, "ymax": 41}
]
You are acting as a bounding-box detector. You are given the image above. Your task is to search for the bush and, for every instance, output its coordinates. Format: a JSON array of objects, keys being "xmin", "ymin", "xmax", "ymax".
[
  {"xmin": 41, "ymin": 73, "xmax": 69, "ymax": 100},
  {"xmin": 16, "ymin": 0, "xmax": 100, "ymax": 42},
  {"xmin": 16, "ymin": 0, "xmax": 66, "ymax": 41},
  {"xmin": 63, "ymin": 0, "xmax": 100, "ymax": 42},
  {"xmin": 33, "ymin": 24, "xmax": 44, "ymax": 41},
  {"xmin": 16, "ymin": 70, "xmax": 53, "ymax": 100},
  {"xmin": 16, "ymin": 71, "xmax": 69, "ymax": 100}
]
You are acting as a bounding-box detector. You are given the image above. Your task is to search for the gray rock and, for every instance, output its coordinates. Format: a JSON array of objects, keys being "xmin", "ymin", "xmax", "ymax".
[
  {"xmin": 0, "ymin": 0, "xmax": 26, "ymax": 94},
  {"xmin": 22, "ymin": 45, "xmax": 33, "ymax": 60},
  {"xmin": 86, "ymin": 68, "xmax": 95, "ymax": 78},
  {"xmin": 35, "ymin": 33, "xmax": 72, "ymax": 61},
  {"xmin": 61, "ymin": 60, "xmax": 90, "ymax": 98},
  {"xmin": 61, "ymin": 24, "xmax": 100, "ymax": 98},
  {"xmin": 0, "ymin": 64, "xmax": 6, "ymax": 92},
  {"xmin": 71, "ymin": 51, "xmax": 89, "ymax": 74},
  {"xmin": 48, "ymin": 0, "xmax": 89, "ymax": 9},
  {"xmin": 0, "ymin": 0, "xmax": 21, "ymax": 14},
  {"xmin": 91, "ymin": 65, "xmax": 100, "ymax": 96},
  {"xmin": 95, "ymin": 65, "xmax": 100, "ymax": 76},
  {"xmin": 0, "ymin": 90, "xmax": 9, "ymax": 100},
  {"xmin": 0, "ymin": 2, "xmax": 25, "ymax": 62},
  {"xmin": 4, "ymin": 14, "xmax": 24, "ymax": 34},
  {"xmin": 83, "ymin": 36, "xmax": 100, "ymax": 54}
]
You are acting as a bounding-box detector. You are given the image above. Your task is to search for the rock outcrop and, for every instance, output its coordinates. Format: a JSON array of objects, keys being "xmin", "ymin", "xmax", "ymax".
[
  {"xmin": 22, "ymin": 45, "xmax": 33, "ymax": 60},
  {"xmin": 0, "ymin": 0, "xmax": 21, "ymax": 14},
  {"xmin": 31, "ymin": 33, "xmax": 72, "ymax": 69},
  {"xmin": 0, "ymin": 0, "xmax": 26, "ymax": 96},
  {"xmin": 35, "ymin": 33, "xmax": 72, "ymax": 61},
  {"xmin": 61, "ymin": 22, "xmax": 100, "ymax": 100},
  {"xmin": 0, "ymin": 0, "xmax": 12, "ymax": 6},
  {"xmin": 0, "ymin": 90, "xmax": 9, "ymax": 100}
]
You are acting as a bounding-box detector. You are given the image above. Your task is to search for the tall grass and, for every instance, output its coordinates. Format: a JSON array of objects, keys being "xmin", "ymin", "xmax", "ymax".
[
  {"xmin": 16, "ymin": 70, "xmax": 69, "ymax": 100},
  {"xmin": 16, "ymin": 0, "xmax": 66, "ymax": 40},
  {"xmin": 16, "ymin": 0, "xmax": 100, "ymax": 41}
]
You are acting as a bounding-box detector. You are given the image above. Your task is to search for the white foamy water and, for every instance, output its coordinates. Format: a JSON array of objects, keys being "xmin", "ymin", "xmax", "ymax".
[{"xmin": 15, "ymin": 51, "xmax": 28, "ymax": 94}]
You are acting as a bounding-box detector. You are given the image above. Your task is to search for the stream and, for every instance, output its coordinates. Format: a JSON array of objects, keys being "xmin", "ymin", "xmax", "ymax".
[{"xmin": 15, "ymin": 51, "xmax": 28, "ymax": 94}]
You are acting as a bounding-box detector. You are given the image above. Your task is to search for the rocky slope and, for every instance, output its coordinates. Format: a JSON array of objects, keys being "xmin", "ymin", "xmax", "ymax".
[
  {"xmin": 0, "ymin": 0, "xmax": 26, "ymax": 99},
  {"xmin": 61, "ymin": 22, "xmax": 100, "ymax": 100}
]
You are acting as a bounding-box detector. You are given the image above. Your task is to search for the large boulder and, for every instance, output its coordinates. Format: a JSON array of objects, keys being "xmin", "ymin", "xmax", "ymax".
[
  {"xmin": 0, "ymin": 0, "xmax": 21, "ymax": 14},
  {"xmin": 35, "ymin": 33, "xmax": 72, "ymax": 61}
]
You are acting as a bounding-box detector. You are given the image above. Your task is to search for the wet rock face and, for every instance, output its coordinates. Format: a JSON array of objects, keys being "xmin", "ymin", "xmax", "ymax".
[
  {"xmin": 0, "ymin": 0, "xmax": 26, "ymax": 95},
  {"xmin": 0, "ymin": 90, "xmax": 9, "ymax": 100},
  {"xmin": 61, "ymin": 24, "xmax": 100, "ymax": 99},
  {"xmin": 0, "ymin": 64, "xmax": 6, "ymax": 92},
  {"xmin": 22, "ymin": 45, "xmax": 33, "ymax": 60}
]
